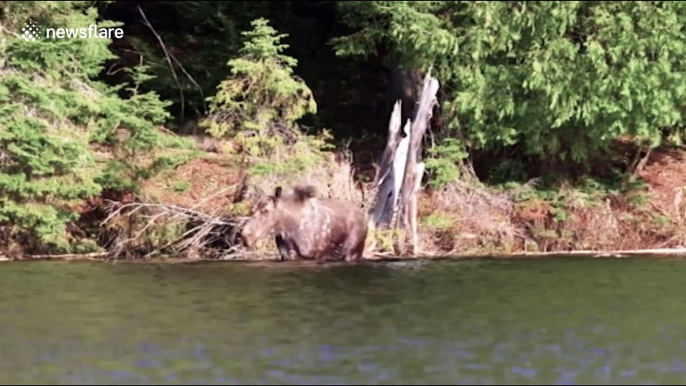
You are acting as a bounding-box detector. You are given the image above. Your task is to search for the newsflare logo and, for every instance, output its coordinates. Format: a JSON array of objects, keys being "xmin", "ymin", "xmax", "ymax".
[
  {"xmin": 21, "ymin": 20, "xmax": 124, "ymax": 42},
  {"xmin": 21, "ymin": 21, "xmax": 40, "ymax": 42}
]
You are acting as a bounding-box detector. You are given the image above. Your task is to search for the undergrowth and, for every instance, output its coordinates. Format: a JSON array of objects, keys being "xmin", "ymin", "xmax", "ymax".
[{"xmin": 413, "ymin": 165, "xmax": 686, "ymax": 256}]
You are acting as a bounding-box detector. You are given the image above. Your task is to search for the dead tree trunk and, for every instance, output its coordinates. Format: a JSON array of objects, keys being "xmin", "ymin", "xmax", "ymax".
[
  {"xmin": 367, "ymin": 101, "xmax": 409, "ymax": 229},
  {"xmin": 367, "ymin": 70, "xmax": 440, "ymax": 256}
]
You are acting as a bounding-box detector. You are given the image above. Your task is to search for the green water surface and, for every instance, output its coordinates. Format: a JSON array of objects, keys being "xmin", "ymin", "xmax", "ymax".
[{"xmin": 0, "ymin": 258, "xmax": 685, "ymax": 384}]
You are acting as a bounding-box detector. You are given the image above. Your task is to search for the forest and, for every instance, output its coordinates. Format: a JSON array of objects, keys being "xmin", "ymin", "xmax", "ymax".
[{"xmin": 2, "ymin": 0, "xmax": 686, "ymax": 260}]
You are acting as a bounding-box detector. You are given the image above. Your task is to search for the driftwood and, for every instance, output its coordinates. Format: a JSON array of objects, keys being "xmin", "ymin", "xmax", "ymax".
[
  {"xmin": 368, "ymin": 70, "xmax": 440, "ymax": 256},
  {"xmin": 99, "ymin": 198, "xmax": 247, "ymax": 260}
]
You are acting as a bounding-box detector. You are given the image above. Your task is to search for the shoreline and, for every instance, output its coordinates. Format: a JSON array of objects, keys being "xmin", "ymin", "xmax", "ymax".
[{"xmin": 3, "ymin": 247, "xmax": 686, "ymax": 265}]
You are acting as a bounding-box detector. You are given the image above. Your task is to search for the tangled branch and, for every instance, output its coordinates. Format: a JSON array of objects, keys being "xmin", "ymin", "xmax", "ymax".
[{"xmin": 100, "ymin": 199, "xmax": 249, "ymax": 260}]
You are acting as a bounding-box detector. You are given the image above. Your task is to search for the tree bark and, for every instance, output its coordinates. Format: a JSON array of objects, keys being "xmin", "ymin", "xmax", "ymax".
[
  {"xmin": 368, "ymin": 70, "xmax": 440, "ymax": 256},
  {"xmin": 368, "ymin": 100, "xmax": 405, "ymax": 230}
]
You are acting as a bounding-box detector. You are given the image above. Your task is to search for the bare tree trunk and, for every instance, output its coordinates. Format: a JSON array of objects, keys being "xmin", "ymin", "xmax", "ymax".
[
  {"xmin": 367, "ymin": 101, "xmax": 404, "ymax": 230},
  {"xmin": 407, "ymin": 162, "xmax": 425, "ymax": 254},
  {"xmin": 397, "ymin": 72, "xmax": 440, "ymax": 255},
  {"xmin": 367, "ymin": 70, "xmax": 440, "ymax": 256}
]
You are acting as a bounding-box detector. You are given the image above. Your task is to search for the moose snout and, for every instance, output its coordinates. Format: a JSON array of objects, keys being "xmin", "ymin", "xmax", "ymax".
[{"xmin": 240, "ymin": 228, "xmax": 253, "ymax": 248}]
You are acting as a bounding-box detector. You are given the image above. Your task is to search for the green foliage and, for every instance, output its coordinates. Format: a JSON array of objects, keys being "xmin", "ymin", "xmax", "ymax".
[
  {"xmin": 424, "ymin": 138, "xmax": 468, "ymax": 188},
  {"xmin": 92, "ymin": 63, "xmax": 173, "ymax": 192},
  {"xmin": 0, "ymin": 1, "xmax": 174, "ymax": 254},
  {"xmin": 170, "ymin": 180, "xmax": 190, "ymax": 193},
  {"xmin": 200, "ymin": 18, "xmax": 317, "ymax": 143},
  {"xmin": 246, "ymin": 130, "xmax": 335, "ymax": 177},
  {"xmin": 421, "ymin": 213, "xmax": 454, "ymax": 230},
  {"xmin": 333, "ymin": 1, "xmax": 686, "ymax": 179},
  {"xmin": 487, "ymin": 160, "xmax": 530, "ymax": 185}
]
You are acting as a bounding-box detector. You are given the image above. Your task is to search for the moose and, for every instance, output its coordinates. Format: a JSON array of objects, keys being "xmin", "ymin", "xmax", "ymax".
[{"xmin": 239, "ymin": 185, "xmax": 368, "ymax": 262}]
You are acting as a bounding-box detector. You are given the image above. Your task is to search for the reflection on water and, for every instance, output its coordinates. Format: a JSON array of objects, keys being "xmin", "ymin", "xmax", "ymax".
[{"xmin": 0, "ymin": 258, "xmax": 685, "ymax": 384}]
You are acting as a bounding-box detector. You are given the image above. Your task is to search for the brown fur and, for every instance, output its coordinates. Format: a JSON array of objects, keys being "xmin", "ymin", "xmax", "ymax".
[{"xmin": 240, "ymin": 185, "xmax": 368, "ymax": 262}]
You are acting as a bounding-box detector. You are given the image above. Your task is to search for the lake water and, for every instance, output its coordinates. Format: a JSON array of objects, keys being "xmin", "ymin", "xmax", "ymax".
[{"xmin": 1, "ymin": 258, "xmax": 686, "ymax": 384}]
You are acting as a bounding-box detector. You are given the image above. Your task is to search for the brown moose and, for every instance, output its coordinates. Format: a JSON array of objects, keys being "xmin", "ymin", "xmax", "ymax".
[{"xmin": 240, "ymin": 185, "xmax": 368, "ymax": 262}]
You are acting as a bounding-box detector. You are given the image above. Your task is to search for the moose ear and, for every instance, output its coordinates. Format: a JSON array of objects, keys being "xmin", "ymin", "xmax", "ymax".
[
  {"xmin": 270, "ymin": 186, "xmax": 283, "ymax": 206},
  {"xmin": 293, "ymin": 185, "xmax": 316, "ymax": 201}
]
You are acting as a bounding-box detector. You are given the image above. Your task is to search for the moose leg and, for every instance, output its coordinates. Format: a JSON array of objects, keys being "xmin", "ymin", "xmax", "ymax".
[
  {"xmin": 343, "ymin": 232, "xmax": 366, "ymax": 262},
  {"xmin": 283, "ymin": 237, "xmax": 298, "ymax": 260},
  {"xmin": 344, "ymin": 245, "xmax": 364, "ymax": 262},
  {"xmin": 275, "ymin": 234, "xmax": 291, "ymax": 261},
  {"xmin": 309, "ymin": 248, "xmax": 329, "ymax": 265}
]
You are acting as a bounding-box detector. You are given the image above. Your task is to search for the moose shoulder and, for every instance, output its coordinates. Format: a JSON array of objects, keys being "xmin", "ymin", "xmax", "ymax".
[{"xmin": 240, "ymin": 185, "xmax": 368, "ymax": 262}]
